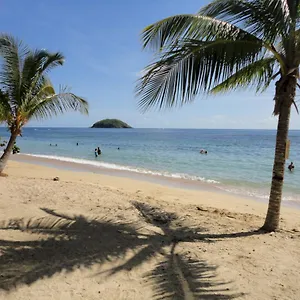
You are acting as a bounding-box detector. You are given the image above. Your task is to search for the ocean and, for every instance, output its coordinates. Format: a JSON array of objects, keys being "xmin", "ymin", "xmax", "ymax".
[{"xmin": 0, "ymin": 127, "xmax": 299, "ymax": 204}]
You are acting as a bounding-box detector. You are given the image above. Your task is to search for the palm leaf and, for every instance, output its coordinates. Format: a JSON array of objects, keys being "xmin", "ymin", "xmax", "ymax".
[
  {"xmin": 26, "ymin": 85, "xmax": 88, "ymax": 121},
  {"xmin": 0, "ymin": 34, "xmax": 88, "ymax": 134},
  {"xmin": 0, "ymin": 88, "xmax": 11, "ymax": 123},
  {"xmin": 142, "ymin": 13, "xmax": 262, "ymax": 51},
  {"xmin": 137, "ymin": 38, "xmax": 264, "ymax": 111},
  {"xmin": 40, "ymin": 51, "xmax": 64, "ymax": 73},
  {"xmin": 210, "ymin": 56, "xmax": 278, "ymax": 94},
  {"xmin": 294, "ymin": 29, "xmax": 300, "ymax": 63},
  {"xmin": 136, "ymin": 1, "xmax": 293, "ymax": 111},
  {"xmin": 20, "ymin": 50, "xmax": 64, "ymax": 99},
  {"xmin": 200, "ymin": 0, "xmax": 291, "ymax": 42},
  {"xmin": 0, "ymin": 34, "xmax": 28, "ymax": 106}
]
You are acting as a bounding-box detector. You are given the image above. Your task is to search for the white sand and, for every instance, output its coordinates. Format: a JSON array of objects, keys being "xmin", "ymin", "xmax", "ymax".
[{"xmin": 0, "ymin": 161, "xmax": 300, "ymax": 299}]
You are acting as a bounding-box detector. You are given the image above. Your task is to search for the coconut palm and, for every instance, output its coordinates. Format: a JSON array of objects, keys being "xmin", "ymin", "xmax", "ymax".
[
  {"xmin": 0, "ymin": 34, "xmax": 88, "ymax": 173},
  {"xmin": 136, "ymin": 0, "xmax": 300, "ymax": 232}
]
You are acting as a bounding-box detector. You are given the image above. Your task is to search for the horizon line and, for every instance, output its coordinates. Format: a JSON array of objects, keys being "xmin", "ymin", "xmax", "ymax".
[{"xmin": 1, "ymin": 126, "xmax": 299, "ymax": 131}]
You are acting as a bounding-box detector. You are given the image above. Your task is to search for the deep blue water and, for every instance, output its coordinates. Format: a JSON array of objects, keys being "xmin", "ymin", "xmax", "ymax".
[{"xmin": 0, "ymin": 127, "xmax": 299, "ymax": 202}]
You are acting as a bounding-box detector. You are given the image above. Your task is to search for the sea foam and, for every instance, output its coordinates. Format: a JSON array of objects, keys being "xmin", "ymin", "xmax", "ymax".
[{"xmin": 23, "ymin": 153, "xmax": 220, "ymax": 184}]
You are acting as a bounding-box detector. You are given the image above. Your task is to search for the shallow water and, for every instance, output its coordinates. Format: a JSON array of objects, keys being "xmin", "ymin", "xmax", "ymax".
[{"xmin": 1, "ymin": 127, "xmax": 299, "ymax": 203}]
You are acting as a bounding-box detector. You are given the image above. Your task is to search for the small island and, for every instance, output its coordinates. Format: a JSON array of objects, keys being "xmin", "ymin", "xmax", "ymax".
[{"xmin": 91, "ymin": 119, "xmax": 132, "ymax": 128}]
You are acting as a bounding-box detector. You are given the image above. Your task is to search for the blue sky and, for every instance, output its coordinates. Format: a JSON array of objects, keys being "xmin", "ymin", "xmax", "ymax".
[{"xmin": 0, "ymin": 0, "xmax": 299, "ymax": 129}]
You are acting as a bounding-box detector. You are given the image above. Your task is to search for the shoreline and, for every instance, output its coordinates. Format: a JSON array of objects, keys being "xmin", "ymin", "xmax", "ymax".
[
  {"xmin": 11, "ymin": 153, "xmax": 228, "ymax": 192},
  {"xmin": 5, "ymin": 158, "xmax": 300, "ymax": 225},
  {"xmin": 11, "ymin": 153, "xmax": 300, "ymax": 209}
]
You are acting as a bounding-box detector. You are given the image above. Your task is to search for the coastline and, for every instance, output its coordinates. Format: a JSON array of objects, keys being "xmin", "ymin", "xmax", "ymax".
[
  {"xmin": 2, "ymin": 127, "xmax": 299, "ymax": 206},
  {"xmin": 12, "ymin": 153, "xmax": 300, "ymax": 209},
  {"xmin": 6, "ymin": 157, "xmax": 300, "ymax": 223}
]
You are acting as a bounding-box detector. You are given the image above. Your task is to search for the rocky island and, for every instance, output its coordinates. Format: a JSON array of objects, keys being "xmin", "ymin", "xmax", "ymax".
[{"xmin": 91, "ymin": 119, "xmax": 132, "ymax": 128}]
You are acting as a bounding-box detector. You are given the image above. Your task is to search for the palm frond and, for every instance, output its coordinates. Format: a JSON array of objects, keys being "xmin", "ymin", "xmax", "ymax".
[
  {"xmin": 20, "ymin": 50, "xmax": 64, "ymax": 99},
  {"xmin": 137, "ymin": 38, "xmax": 264, "ymax": 111},
  {"xmin": 40, "ymin": 51, "xmax": 64, "ymax": 73},
  {"xmin": 201, "ymin": 0, "xmax": 291, "ymax": 42},
  {"xmin": 210, "ymin": 57, "xmax": 278, "ymax": 94},
  {"xmin": 0, "ymin": 34, "xmax": 29, "ymax": 105},
  {"xmin": 20, "ymin": 49, "xmax": 48, "ymax": 92},
  {"xmin": 0, "ymin": 34, "xmax": 87, "ymax": 133},
  {"xmin": 0, "ymin": 88, "xmax": 11, "ymax": 123},
  {"xmin": 294, "ymin": 29, "xmax": 300, "ymax": 64},
  {"xmin": 24, "ymin": 84, "xmax": 88, "ymax": 122},
  {"xmin": 142, "ymin": 13, "xmax": 262, "ymax": 52}
]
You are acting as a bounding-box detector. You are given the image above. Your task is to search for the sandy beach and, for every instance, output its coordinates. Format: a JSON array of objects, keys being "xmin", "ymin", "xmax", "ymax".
[{"xmin": 1, "ymin": 160, "xmax": 300, "ymax": 300}]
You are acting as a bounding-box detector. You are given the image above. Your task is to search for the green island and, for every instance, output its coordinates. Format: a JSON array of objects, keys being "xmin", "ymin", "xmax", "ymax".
[{"xmin": 91, "ymin": 119, "xmax": 132, "ymax": 128}]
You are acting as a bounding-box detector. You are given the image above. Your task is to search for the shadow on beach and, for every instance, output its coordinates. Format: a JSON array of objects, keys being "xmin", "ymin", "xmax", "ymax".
[{"xmin": 0, "ymin": 201, "xmax": 261, "ymax": 298}]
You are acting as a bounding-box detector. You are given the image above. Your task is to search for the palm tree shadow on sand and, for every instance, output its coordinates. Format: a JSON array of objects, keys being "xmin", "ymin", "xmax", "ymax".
[{"xmin": 0, "ymin": 201, "xmax": 261, "ymax": 299}]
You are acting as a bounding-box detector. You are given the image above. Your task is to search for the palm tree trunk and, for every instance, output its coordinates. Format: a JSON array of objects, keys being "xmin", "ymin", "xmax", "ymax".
[
  {"xmin": 262, "ymin": 77, "xmax": 296, "ymax": 232},
  {"xmin": 0, "ymin": 132, "xmax": 17, "ymax": 174}
]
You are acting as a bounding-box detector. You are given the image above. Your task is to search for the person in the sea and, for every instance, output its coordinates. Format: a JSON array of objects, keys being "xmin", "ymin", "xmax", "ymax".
[
  {"xmin": 76, "ymin": 142, "xmax": 79, "ymax": 146},
  {"xmin": 288, "ymin": 162, "xmax": 295, "ymax": 172},
  {"xmin": 94, "ymin": 148, "xmax": 98, "ymax": 158},
  {"xmin": 117, "ymin": 147, "xmax": 120, "ymax": 150},
  {"xmin": 97, "ymin": 147, "xmax": 101, "ymax": 155}
]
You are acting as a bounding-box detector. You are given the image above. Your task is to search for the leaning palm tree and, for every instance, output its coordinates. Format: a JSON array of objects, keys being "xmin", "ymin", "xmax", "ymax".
[
  {"xmin": 0, "ymin": 34, "xmax": 88, "ymax": 174},
  {"xmin": 136, "ymin": 0, "xmax": 300, "ymax": 232}
]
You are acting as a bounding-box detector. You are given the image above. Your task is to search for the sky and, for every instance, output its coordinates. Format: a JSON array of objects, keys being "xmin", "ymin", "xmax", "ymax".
[{"xmin": 0, "ymin": 0, "xmax": 299, "ymax": 129}]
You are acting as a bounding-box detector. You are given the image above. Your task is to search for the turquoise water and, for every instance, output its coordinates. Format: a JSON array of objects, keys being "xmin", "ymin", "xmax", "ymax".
[{"xmin": 0, "ymin": 127, "xmax": 299, "ymax": 203}]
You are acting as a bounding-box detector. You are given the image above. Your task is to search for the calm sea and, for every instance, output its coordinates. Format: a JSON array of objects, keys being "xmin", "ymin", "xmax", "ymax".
[{"xmin": 0, "ymin": 127, "xmax": 299, "ymax": 204}]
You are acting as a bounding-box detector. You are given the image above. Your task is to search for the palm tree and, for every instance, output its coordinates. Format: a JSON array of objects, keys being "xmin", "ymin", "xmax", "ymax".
[
  {"xmin": 0, "ymin": 34, "xmax": 88, "ymax": 173},
  {"xmin": 136, "ymin": 0, "xmax": 300, "ymax": 232}
]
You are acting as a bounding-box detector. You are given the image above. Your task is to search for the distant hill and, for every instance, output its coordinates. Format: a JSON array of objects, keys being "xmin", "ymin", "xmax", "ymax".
[{"xmin": 91, "ymin": 119, "xmax": 132, "ymax": 128}]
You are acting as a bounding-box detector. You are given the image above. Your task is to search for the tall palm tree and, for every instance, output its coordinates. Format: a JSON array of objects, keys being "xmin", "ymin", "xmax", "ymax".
[
  {"xmin": 136, "ymin": 0, "xmax": 300, "ymax": 232},
  {"xmin": 0, "ymin": 34, "xmax": 88, "ymax": 173}
]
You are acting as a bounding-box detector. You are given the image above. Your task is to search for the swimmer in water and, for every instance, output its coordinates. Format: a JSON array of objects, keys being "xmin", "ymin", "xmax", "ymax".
[{"xmin": 288, "ymin": 162, "xmax": 295, "ymax": 172}]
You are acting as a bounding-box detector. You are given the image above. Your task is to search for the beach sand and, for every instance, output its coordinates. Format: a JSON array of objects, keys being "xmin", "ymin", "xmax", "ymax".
[{"xmin": 0, "ymin": 160, "xmax": 300, "ymax": 299}]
